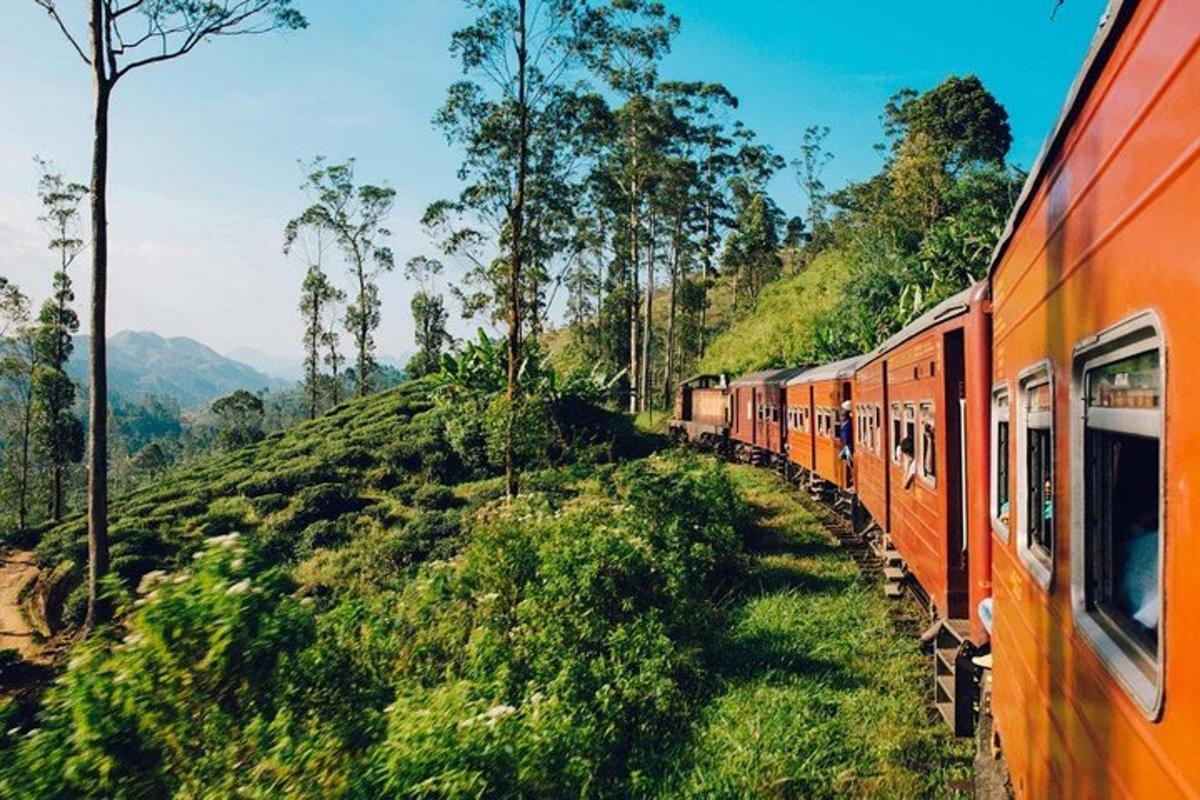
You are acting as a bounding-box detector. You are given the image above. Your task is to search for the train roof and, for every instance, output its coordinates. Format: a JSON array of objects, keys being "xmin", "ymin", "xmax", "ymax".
[
  {"xmin": 678, "ymin": 373, "xmax": 728, "ymax": 388},
  {"xmin": 986, "ymin": 0, "xmax": 1135, "ymax": 277},
  {"xmin": 786, "ymin": 355, "xmax": 863, "ymax": 385},
  {"xmin": 729, "ymin": 366, "xmax": 809, "ymax": 387},
  {"xmin": 860, "ymin": 284, "xmax": 976, "ymax": 366}
]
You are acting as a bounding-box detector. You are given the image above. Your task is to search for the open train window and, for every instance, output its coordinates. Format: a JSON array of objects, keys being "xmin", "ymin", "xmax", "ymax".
[
  {"xmin": 918, "ymin": 402, "xmax": 936, "ymax": 484},
  {"xmin": 890, "ymin": 403, "xmax": 902, "ymax": 463},
  {"xmin": 873, "ymin": 406, "xmax": 882, "ymax": 454},
  {"xmin": 991, "ymin": 385, "xmax": 1011, "ymax": 541},
  {"xmin": 1070, "ymin": 313, "xmax": 1164, "ymax": 719},
  {"xmin": 1017, "ymin": 362, "xmax": 1054, "ymax": 589},
  {"xmin": 903, "ymin": 403, "xmax": 915, "ymax": 454}
]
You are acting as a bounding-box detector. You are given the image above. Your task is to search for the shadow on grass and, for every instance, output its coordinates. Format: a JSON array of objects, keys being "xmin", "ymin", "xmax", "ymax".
[
  {"xmin": 714, "ymin": 626, "xmax": 866, "ymax": 692},
  {"xmin": 743, "ymin": 560, "xmax": 857, "ymax": 597}
]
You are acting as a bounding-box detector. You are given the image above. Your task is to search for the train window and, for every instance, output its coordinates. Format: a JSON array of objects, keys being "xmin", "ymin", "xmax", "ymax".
[
  {"xmin": 991, "ymin": 386, "xmax": 1011, "ymax": 541},
  {"xmin": 919, "ymin": 402, "xmax": 936, "ymax": 484},
  {"xmin": 1071, "ymin": 315, "xmax": 1163, "ymax": 717},
  {"xmin": 1017, "ymin": 363, "xmax": 1054, "ymax": 589},
  {"xmin": 872, "ymin": 406, "xmax": 881, "ymax": 454},
  {"xmin": 890, "ymin": 403, "xmax": 902, "ymax": 463},
  {"xmin": 903, "ymin": 404, "xmax": 915, "ymax": 455}
]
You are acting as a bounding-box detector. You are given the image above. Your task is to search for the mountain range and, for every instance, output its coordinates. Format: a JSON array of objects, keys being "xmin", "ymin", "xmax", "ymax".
[{"xmin": 67, "ymin": 331, "xmax": 292, "ymax": 409}]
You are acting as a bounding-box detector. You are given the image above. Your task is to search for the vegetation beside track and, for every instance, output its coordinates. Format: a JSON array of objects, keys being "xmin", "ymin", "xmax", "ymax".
[{"xmin": 650, "ymin": 464, "xmax": 973, "ymax": 798}]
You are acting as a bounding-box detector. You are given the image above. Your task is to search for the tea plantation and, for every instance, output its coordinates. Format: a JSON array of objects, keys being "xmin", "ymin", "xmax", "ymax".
[{"xmin": 0, "ymin": 381, "xmax": 968, "ymax": 797}]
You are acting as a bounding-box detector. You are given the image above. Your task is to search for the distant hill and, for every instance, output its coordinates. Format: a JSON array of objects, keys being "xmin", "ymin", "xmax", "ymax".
[
  {"xmin": 225, "ymin": 346, "xmax": 415, "ymax": 383},
  {"xmin": 224, "ymin": 346, "xmax": 306, "ymax": 382},
  {"xmin": 68, "ymin": 331, "xmax": 291, "ymax": 409}
]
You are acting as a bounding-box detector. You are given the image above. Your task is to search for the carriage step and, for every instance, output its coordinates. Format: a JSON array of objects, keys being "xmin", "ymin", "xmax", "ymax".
[
  {"xmin": 883, "ymin": 549, "xmax": 903, "ymax": 565},
  {"xmin": 883, "ymin": 566, "xmax": 905, "ymax": 582},
  {"xmin": 883, "ymin": 582, "xmax": 904, "ymax": 599}
]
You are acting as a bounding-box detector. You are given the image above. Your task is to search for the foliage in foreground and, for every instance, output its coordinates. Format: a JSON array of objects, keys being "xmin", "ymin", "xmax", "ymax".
[
  {"xmin": 654, "ymin": 465, "xmax": 973, "ymax": 798},
  {"xmin": 25, "ymin": 377, "xmax": 639, "ymax": 630},
  {"xmin": 0, "ymin": 453, "xmax": 745, "ymax": 799}
]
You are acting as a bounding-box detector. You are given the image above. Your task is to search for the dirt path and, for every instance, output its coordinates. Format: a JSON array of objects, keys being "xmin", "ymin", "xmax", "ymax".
[{"xmin": 0, "ymin": 550, "xmax": 41, "ymax": 661}]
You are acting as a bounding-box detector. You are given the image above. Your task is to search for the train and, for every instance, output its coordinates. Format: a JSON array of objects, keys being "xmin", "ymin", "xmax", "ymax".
[{"xmin": 670, "ymin": 1, "xmax": 1199, "ymax": 795}]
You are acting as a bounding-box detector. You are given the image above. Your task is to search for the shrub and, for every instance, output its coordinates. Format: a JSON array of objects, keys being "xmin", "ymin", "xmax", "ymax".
[{"xmin": 412, "ymin": 483, "xmax": 455, "ymax": 511}]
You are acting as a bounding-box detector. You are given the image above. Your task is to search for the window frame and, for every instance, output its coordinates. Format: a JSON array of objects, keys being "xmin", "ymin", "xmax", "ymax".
[
  {"xmin": 903, "ymin": 402, "xmax": 916, "ymax": 459},
  {"xmin": 991, "ymin": 383, "xmax": 1011, "ymax": 542},
  {"xmin": 918, "ymin": 400, "xmax": 937, "ymax": 486},
  {"xmin": 1070, "ymin": 310, "xmax": 1165, "ymax": 720},
  {"xmin": 1016, "ymin": 360, "xmax": 1055, "ymax": 590},
  {"xmin": 890, "ymin": 402, "xmax": 902, "ymax": 464}
]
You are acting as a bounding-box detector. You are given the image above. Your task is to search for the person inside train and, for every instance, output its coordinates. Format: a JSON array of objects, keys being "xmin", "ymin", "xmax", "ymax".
[
  {"xmin": 899, "ymin": 435, "xmax": 916, "ymax": 489},
  {"xmin": 1120, "ymin": 508, "xmax": 1160, "ymax": 633}
]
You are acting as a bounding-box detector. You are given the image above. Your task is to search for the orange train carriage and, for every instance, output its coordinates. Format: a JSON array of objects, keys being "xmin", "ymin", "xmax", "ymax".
[
  {"xmin": 785, "ymin": 356, "xmax": 860, "ymax": 491},
  {"xmin": 855, "ymin": 285, "xmax": 993, "ymax": 642},
  {"xmin": 987, "ymin": 0, "xmax": 1200, "ymax": 795}
]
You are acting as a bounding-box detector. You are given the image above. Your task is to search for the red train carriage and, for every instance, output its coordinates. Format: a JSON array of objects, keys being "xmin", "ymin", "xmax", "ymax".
[
  {"xmin": 786, "ymin": 357, "xmax": 861, "ymax": 491},
  {"xmin": 729, "ymin": 368, "xmax": 806, "ymax": 465},
  {"xmin": 669, "ymin": 374, "xmax": 730, "ymax": 447},
  {"xmin": 784, "ymin": 376, "xmax": 816, "ymax": 475},
  {"xmin": 862, "ymin": 285, "xmax": 992, "ymax": 635},
  {"xmin": 987, "ymin": 1, "xmax": 1200, "ymax": 795},
  {"xmin": 853, "ymin": 355, "xmax": 889, "ymax": 534}
]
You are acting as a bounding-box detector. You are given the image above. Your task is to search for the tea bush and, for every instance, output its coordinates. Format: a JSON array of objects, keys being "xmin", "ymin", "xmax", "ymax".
[{"xmin": 0, "ymin": 453, "xmax": 746, "ymax": 799}]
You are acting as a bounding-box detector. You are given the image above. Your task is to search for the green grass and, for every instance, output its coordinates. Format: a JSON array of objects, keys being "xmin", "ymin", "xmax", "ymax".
[
  {"xmin": 699, "ymin": 250, "xmax": 850, "ymax": 376},
  {"xmin": 650, "ymin": 464, "xmax": 972, "ymax": 799}
]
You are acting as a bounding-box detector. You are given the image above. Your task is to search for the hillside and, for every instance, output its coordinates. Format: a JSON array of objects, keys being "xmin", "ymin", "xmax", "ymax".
[
  {"xmin": 2, "ymin": 379, "xmax": 968, "ymax": 797},
  {"xmin": 698, "ymin": 249, "xmax": 850, "ymax": 376},
  {"xmin": 68, "ymin": 331, "xmax": 289, "ymax": 409}
]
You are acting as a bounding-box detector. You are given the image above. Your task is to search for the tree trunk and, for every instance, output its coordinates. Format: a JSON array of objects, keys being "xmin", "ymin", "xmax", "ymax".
[
  {"xmin": 627, "ymin": 179, "xmax": 639, "ymax": 414},
  {"xmin": 328, "ymin": 339, "xmax": 341, "ymax": 407},
  {"xmin": 664, "ymin": 222, "xmax": 680, "ymax": 409},
  {"xmin": 84, "ymin": 1, "xmax": 111, "ymax": 631},
  {"xmin": 355, "ymin": 258, "xmax": 369, "ymax": 398},
  {"xmin": 506, "ymin": 0, "xmax": 529, "ymax": 500},
  {"xmin": 700, "ymin": 199, "xmax": 713, "ymax": 359},
  {"xmin": 18, "ymin": 374, "xmax": 32, "ymax": 532},
  {"xmin": 308, "ymin": 297, "xmax": 319, "ymax": 419},
  {"xmin": 640, "ymin": 216, "xmax": 654, "ymax": 412}
]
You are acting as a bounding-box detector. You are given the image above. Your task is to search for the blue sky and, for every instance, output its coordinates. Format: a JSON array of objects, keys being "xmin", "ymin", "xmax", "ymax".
[{"xmin": 0, "ymin": 0, "xmax": 1108, "ymax": 366}]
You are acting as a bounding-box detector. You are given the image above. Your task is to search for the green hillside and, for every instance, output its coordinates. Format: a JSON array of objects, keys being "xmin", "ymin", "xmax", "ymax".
[{"xmin": 698, "ymin": 250, "xmax": 851, "ymax": 376}]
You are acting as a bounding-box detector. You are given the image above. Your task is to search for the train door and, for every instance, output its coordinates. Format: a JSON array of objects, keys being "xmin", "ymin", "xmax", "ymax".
[
  {"xmin": 882, "ymin": 362, "xmax": 891, "ymax": 533},
  {"xmin": 944, "ymin": 330, "xmax": 968, "ymax": 619},
  {"xmin": 841, "ymin": 380, "xmax": 853, "ymax": 488}
]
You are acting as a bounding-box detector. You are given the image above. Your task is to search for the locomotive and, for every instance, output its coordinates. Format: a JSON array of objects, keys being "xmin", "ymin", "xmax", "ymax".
[{"xmin": 670, "ymin": 1, "xmax": 1199, "ymax": 795}]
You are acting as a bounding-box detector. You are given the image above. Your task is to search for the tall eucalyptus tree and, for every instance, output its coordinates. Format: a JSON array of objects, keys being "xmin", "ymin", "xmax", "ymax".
[{"xmin": 32, "ymin": 0, "xmax": 306, "ymax": 630}]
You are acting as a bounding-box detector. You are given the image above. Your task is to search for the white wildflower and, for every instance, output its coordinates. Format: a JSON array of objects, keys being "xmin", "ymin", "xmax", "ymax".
[
  {"xmin": 227, "ymin": 579, "xmax": 251, "ymax": 595},
  {"xmin": 137, "ymin": 570, "xmax": 168, "ymax": 595},
  {"xmin": 208, "ymin": 532, "xmax": 241, "ymax": 549},
  {"xmin": 484, "ymin": 704, "xmax": 515, "ymax": 726}
]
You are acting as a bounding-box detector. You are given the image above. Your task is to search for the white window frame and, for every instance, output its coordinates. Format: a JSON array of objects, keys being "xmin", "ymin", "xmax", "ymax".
[
  {"xmin": 991, "ymin": 383, "xmax": 1011, "ymax": 542},
  {"xmin": 918, "ymin": 400, "xmax": 937, "ymax": 486},
  {"xmin": 1016, "ymin": 360, "xmax": 1055, "ymax": 590},
  {"xmin": 1070, "ymin": 310, "xmax": 1165, "ymax": 720}
]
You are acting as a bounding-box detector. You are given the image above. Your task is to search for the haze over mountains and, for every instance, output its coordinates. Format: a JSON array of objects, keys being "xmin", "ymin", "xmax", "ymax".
[{"xmin": 67, "ymin": 331, "xmax": 291, "ymax": 409}]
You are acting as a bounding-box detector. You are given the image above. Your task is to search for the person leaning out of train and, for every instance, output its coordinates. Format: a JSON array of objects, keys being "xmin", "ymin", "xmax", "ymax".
[{"xmin": 838, "ymin": 401, "xmax": 853, "ymax": 464}]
